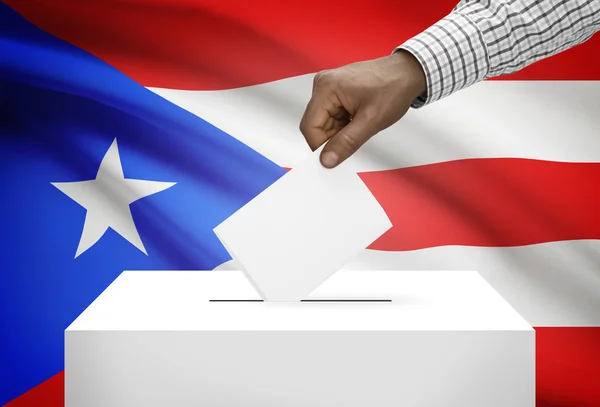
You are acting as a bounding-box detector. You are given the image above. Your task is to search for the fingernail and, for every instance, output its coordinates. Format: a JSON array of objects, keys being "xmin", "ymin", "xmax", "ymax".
[{"xmin": 321, "ymin": 152, "xmax": 339, "ymax": 168}]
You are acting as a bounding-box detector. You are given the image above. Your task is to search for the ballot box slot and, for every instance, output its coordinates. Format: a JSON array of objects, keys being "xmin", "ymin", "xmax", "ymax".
[
  {"xmin": 302, "ymin": 299, "xmax": 391, "ymax": 302},
  {"xmin": 209, "ymin": 299, "xmax": 392, "ymax": 302}
]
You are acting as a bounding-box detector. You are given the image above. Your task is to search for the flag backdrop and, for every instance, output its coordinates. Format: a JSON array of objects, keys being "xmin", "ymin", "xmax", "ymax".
[{"xmin": 1, "ymin": 0, "xmax": 599, "ymax": 406}]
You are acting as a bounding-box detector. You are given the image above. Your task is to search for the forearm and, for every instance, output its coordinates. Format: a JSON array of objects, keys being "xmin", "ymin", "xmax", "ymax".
[{"xmin": 397, "ymin": 0, "xmax": 600, "ymax": 108}]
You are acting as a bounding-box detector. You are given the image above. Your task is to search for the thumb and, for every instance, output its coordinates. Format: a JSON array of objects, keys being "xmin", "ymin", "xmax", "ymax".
[{"xmin": 320, "ymin": 112, "xmax": 378, "ymax": 168}]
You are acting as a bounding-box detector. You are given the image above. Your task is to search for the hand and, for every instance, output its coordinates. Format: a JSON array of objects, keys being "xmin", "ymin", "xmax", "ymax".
[{"xmin": 299, "ymin": 50, "xmax": 426, "ymax": 168}]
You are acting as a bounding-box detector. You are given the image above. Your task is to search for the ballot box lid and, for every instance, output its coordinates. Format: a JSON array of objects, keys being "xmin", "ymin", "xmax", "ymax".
[{"xmin": 67, "ymin": 270, "xmax": 532, "ymax": 332}]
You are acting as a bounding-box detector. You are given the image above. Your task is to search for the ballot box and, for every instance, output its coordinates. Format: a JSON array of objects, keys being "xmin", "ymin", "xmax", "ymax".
[{"xmin": 65, "ymin": 270, "xmax": 534, "ymax": 407}]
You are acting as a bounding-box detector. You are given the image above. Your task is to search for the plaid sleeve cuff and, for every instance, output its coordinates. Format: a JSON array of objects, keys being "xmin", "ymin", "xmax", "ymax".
[{"xmin": 394, "ymin": 11, "xmax": 490, "ymax": 108}]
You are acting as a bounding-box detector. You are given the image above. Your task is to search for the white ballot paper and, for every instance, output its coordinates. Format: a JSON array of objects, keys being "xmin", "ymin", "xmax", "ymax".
[{"xmin": 213, "ymin": 147, "xmax": 392, "ymax": 301}]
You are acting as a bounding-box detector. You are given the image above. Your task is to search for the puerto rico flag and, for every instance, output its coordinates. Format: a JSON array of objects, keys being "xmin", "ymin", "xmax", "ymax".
[{"xmin": 1, "ymin": 1, "xmax": 599, "ymax": 406}]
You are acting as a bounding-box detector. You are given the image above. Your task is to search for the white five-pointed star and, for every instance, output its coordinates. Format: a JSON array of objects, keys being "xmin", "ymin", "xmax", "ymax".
[{"xmin": 52, "ymin": 138, "xmax": 176, "ymax": 258}]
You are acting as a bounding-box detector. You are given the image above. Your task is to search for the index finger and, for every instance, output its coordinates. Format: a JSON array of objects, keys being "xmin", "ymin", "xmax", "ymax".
[{"xmin": 299, "ymin": 86, "xmax": 332, "ymax": 151}]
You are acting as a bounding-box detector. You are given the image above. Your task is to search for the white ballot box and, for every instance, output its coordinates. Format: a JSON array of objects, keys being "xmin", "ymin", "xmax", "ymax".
[{"xmin": 65, "ymin": 270, "xmax": 534, "ymax": 407}]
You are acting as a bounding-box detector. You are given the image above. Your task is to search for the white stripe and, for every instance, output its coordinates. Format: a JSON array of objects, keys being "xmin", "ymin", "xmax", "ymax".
[
  {"xmin": 152, "ymin": 78, "xmax": 600, "ymax": 327},
  {"xmin": 216, "ymin": 240, "xmax": 600, "ymax": 327},
  {"xmin": 150, "ymin": 77, "xmax": 600, "ymax": 170}
]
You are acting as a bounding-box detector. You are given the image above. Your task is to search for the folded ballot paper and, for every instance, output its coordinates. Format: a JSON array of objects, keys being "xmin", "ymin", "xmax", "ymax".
[{"xmin": 213, "ymin": 146, "xmax": 392, "ymax": 301}]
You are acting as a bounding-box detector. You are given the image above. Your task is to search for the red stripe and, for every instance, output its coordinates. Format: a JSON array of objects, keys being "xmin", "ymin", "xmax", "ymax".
[
  {"xmin": 4, "ymin": 371, "xmax": 63, "ymax": 407},
  {"xmin": 360, "ymin": 158, "xmax": 600, "ymax": 251},
  {"xmin": 6, "ymin": 328, "xmax": 599, "ymax": 406},
  {"xmin": 536, "ymin": 328, "xmax": 600, "ymax": 407},
  {"xmin": 5, "ymin": 0, "xmax": 600, "ymax": 90}
]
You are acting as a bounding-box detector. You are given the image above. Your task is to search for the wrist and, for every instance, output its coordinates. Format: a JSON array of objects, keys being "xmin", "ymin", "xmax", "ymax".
[{"xmin": 387, "ymin": 50, "xmax": 427, "ymax": 103}]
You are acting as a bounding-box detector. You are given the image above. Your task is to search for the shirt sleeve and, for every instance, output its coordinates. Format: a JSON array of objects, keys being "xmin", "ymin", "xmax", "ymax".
[{"xmin": 395, "ymin": 0, "xmax": 600, "ymax": 108}]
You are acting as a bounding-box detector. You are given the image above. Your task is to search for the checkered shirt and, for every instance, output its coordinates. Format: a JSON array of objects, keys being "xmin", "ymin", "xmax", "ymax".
[{"xmin": 397, "ymin": 0, "xmax": 600, "ymax": 108}]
